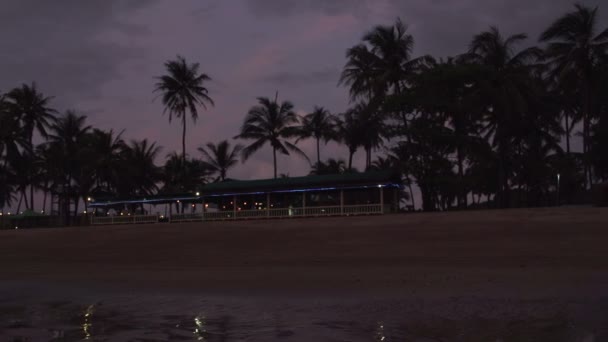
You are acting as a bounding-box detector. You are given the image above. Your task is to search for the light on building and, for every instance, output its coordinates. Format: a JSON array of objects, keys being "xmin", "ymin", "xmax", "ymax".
[
  {"xmin": 196, "ymin": 192, "xmax": 200, "ymax": 196},
  {"xmin": 244, "ymin": 202, "xmax": 247, "ymax": 205},
  {"xmin": 87, "ymin": 197, "xmax": 92, "ymax": 202},
  {"xmin": 191, "ymin": 204, "xmax": 195, "ymax": 208},
  {"xmin": 205, "ymin": 204, "xmax": 209, "ymax": 208},
  {"xmin": 177, "ymin": 200, "xmax": 180, "ymax": 203}
]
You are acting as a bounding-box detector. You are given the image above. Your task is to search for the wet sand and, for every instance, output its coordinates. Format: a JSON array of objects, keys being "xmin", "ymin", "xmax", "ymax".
[{"xmin": 1, "ymin": 207, "xmax": 608, "ymax": 340}]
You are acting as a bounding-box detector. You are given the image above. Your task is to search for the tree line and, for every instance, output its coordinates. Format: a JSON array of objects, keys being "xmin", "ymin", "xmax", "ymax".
[{"xmin": 1, "ymin": 3, "xmax": 607, "ymax": 214}]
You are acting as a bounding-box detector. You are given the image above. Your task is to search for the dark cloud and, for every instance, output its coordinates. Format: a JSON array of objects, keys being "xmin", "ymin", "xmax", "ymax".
[
  {"xmin": 246, "ymin": 0, "xmax": 371, "ymax": 17},
  {"xmin": 0, "ymin": 0, "xmax": 154, "ymax": 107},
  {"xmin": 258, "ymin": 67, "xmax": 340, "ymax": 87}
]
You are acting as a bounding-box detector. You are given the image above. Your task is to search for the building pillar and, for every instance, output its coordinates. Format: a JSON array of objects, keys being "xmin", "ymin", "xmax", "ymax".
[
  {"xmin": 233, "ymin": 195, "xmax": 237, "ymax": 219},
  {"xmin": 302, "ymin": 192, "xmax": 306, "ymax": 216},
  {"xmin": 201, "ymin": 196, "xmax": 205, "ymax": 221},
  {"xmin": 266, "ymin": 192, "xmax": 270, "ymax": 218},
  {"xmin": 380, "ymin": 186, "xmax": 384, "ymax": 214},
  {"xmin": 340, "ymin": 189, "xmax": 344, "ymax": 215}
]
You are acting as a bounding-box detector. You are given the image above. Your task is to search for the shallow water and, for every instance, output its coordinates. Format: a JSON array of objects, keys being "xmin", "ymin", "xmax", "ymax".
[{"xmin": 1, "ymin": 289, "xmax": 606, "ymax": 342}]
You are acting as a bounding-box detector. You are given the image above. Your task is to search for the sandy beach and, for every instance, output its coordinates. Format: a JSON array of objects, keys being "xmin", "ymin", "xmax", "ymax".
[{"xmin": 1, "ymin": 207, "xmax": 608, "ymax": 340}]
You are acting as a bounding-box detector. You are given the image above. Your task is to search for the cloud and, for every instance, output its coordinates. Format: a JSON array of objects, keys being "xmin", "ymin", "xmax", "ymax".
[
  {"xmin": 258, "ymin": 67, "xmax": 340, "ymax": 87},
  {"xmin": 0, "ymin": 0, "xmax": 154, "ymax": 107},
  {"xmin": 246, "ymin": 0, "xmax": 372, "ymax": 18}
]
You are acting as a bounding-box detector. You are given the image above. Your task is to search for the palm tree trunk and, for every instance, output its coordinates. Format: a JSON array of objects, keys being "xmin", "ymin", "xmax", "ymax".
[
  {"xmin": 273, "ymin": 147, "xmax": 277, "ymax": 179},
  {"xmin": 16, "ymin": 192, "xmax": 23, "ymax": 213},
  {"xmin": 182, "ymin": 114, "xmax": 187, "ymax": 164},
  {"xmin": 30, "ymin": 184, "xmax": 35, "ymax": 211},
  {"xmin": 348, "ymin": 149, "xmax": 354, "ymax": 171},
  {"xmin": 42, "ymin": 186, "xmax": 48, "ymax": 214},
  {"xmin": 565, "ymin": 111, "xmax": 570, "ymax": 154},
  {"xmin": 22, "ymin": 190, "xmax": 29, "ymax": 210},
  {"xmin": 316, "ymin": 138, "xmax": 321, "ymax": 165}
]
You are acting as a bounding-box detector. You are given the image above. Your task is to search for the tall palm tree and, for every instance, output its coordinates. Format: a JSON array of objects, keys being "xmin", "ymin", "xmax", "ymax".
[
  {"xmin": 48, "ymin": 111, "xmax": 92, "ymax": 219},
  {"xmin": 235, "ymin": 96, "xmax": 308, "ymax": 178},
  {"xmin": 198, "ymin": 140, "xmax": 243, "ymax": 181},
  {"xmin": 463, "ymin": 26, "xmax": 542, "ymax": 207},
  {"xmin": 297, "ymin": 106, "xmax": 336, "ymax": 164},
  {"xmin": 335, "ymin": 110, "xmax": 363, "ymax": 171},
  {"xmin": 540, "ymin": 4, "xmax": 608, "ymax": 187},
  {"xmin": 5, "ymin": 83, "xmax": 56, "ymax": 144},
  {"xmin": 154, "ymin": 55, "xmax": 214, "ymax": 164}
]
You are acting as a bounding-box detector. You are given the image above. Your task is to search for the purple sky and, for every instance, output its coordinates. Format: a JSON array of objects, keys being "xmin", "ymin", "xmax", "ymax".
[{"xmin": 0, "ymin": 0, "xmax": 603, "ymax": 185}]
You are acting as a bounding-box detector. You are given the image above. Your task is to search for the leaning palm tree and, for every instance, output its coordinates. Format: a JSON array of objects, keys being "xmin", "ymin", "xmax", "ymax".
[
  {"xmin": 154, "ymin": 55, "xmax": 214, "ymax": 164},
  {"xmin": 296, "ymin": 106, "xmax": 336, "ymax": 164},
  {"xmin": 198, "ymin": 140, "xmax": 243, "ymax": 181},
  {"xmin": 540, "ymin": 4, "xmax": 608, "ymax": 187},
  {"xmin": 235, "ymin": 96, "xmax": 308, "ymax": 178}
]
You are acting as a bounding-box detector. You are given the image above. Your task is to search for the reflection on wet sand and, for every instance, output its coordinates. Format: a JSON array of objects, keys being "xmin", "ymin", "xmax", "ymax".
[{"xmin": 0, "ymin": 298, "xmax": 604, "ymax": 341}]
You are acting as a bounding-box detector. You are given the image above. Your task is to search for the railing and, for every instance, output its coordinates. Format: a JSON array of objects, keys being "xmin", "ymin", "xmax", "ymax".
[
  {"xmin": 170, "ymin": 213, "xmax": 203, "ymax": 223},
  {"xmin": 89, "ymin": 204, "xmax": 383, "ymax": 225},
  {"xmin": 91, "ymin": 214, "xmax": 158, "ymax": 225}
]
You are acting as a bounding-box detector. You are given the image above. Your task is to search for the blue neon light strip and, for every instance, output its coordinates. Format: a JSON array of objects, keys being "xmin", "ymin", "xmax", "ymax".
[{"xmin": 89, "ymin": 183, "xmax": 402, "ymax": 207}]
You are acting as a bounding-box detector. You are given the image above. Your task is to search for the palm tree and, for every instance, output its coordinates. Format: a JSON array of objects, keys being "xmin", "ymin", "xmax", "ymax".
[
  {"xmin": 335, "ymin": 110, "xmax": 363, "ymax": 170},
  {"xmin": 309, "ymin": 158, "xmax": 347, "ymax": 175},
  {"xmin": 119, "ymin": 139, "xmax": 162, "ymax": 198},
  {"xmin": 154, "ymin": 55, "xmax": 214, "ymax": 164},
  {"xmin": 48, "ymin": 111, "xmax": 92, "ymax": 220},
  {"xmin": 297, "ymin": 106, "xmax": 336, "ymax": 164},
  {"xmin": 5, "ymin": 83, "xmax": 56, "ymax": 144},
  {"xmin": 235, "ymin": 96, "xmax": 308, "ymax": 178},
  {"xmin": 5, "ymin": 83, "xmax": 56, "ymax": 210},
  {"xmin": 463, "ymin": 27, "xmax": 542, "ymax": 207},
  {"xmin": 198, "ymin": 140, "xmax": 243, "ymax": 181},
  {"xmin": 87, "ymin": 129, "xmax": 125, "ymax": 193},
  {"xmin": 540, "ymin": 4, "xmax": 608, "ymax": 187}
]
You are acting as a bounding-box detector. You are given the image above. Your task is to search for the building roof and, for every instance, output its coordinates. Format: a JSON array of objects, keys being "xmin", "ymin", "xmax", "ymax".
[{"xmin": 89, "ymin": 171, "xmax": 401, "ymax": 207}]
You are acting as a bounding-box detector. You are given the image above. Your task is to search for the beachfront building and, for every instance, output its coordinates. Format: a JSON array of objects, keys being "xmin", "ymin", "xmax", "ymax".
[{"xmin": 88, "ymin": 171, "xmax": 402, "ymax": 225}]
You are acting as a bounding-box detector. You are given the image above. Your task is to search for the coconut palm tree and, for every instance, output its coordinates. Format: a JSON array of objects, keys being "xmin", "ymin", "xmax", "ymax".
[
  {"xmin": 5, "ymin": 83, "xmax": 56, "ymax": 210},
  {"xmin": 540, "ymin": 4, "xmax": 608, "ymax": 187},
  {"xmin": 235, "ymin": 96, "xmax": 308, "ymax": 178},
  {"xmin": 309, "ymin": 158, "xmax": 347, "ymax": 175},
  {"xmin": 198, "ymin": 140, "xmax": 243, "ymax": 181},
  {"xmin": 154, "ymin": 55, "xmax": 214, "ymax": 164},
  {"xmin": 297, "ymin": 106, "xmax": 337, "ymax": 164},
  {"xmin": 5, "ymin": 83, "xmax": 56, "ymax": 144},
  {"xmin": 48, "ymin": 111, "xmax": 92, "ymax": 220},
  {"xmin": 463, "ymin": 26, "xmax": 542, "ymax": 207},
  {"xmin": 335, "ymin": 110, "xmax": 364, "ymax": 171},
  {"xmin": 119, "ymin": 139, "xmax": 162, "ymax": 198},
  {"xmin": 87, "ymin": 129, "xmax": 125, "ymax": 193}
]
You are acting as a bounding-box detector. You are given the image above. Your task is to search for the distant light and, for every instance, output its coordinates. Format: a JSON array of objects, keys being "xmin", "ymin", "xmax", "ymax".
[
  {"xmin": 14, "ymin": 226, "xmax": 18, "ymax": 230},
  {"xmin": 87, "ymin": 197, "xmax": 92, "ymax": 202},
  {"xmin": 177, "ymin": 200, "xmax": 180, "ymax": 203},
  {"xmin": 160, "ymin": 215, "xmax": 164, "ymax": 219},
  {"xmin": 244, "ymin": 202, "xmax": 247, "ymax": 205},
  {"xmin": 377, "ymin": 184, "xmax": 382, "ymax": 188},
  {"xmin": 83, "ymin": 210, "xmax": 87, "ymax": 214},
  {"xmin": 204, "ymin": 204, "xmax": 209, "ymax": 208},
  {"xmin": 196, "ymin": 192, "xmax": 200, "ymax": 196},
  {"xmin": 0, "ymin": 213, "xmax": 3, "ymax": 216},
  {"xmin": 40, "ymin": 210, "xmax": 44, "ymax": 214},
  {"xmin": 557, "ymin": 173, "xmax": 561, "ymax": 182},
  {"xmin": 120, "ymin": 212, "xmax": 124, "ymax": 216},
  {"xmin": 20, "ymin": 212, "xmax": 23, "ymax": 214},
  {"xmin": 7, "ymin": 212, "xmax": 10, "ymax": 215},
  {"xmin": 230, "ymin": 201, "xmax": 233, "ymax": 205},
  {"xmin": 191, "ymin": 204, "xmax": 195, "ymax": 207}
]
